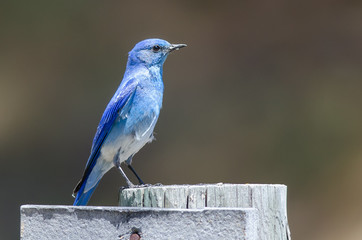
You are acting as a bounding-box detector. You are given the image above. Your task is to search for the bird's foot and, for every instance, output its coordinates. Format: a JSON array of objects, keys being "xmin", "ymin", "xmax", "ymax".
[
  {"xmin": 120, "ymin": 183, "xmax": 164, "ymax": 189},
  {"xmin": 130, "ymin": 183, "xmax": 164, "ymax": 188},
  {"xmin": 120, "ymin": 183, "xmax": 135, "ymax": 190},
  {"xmin": 133, "ymin": 183, "xmax": 152, "ymax": 188}
]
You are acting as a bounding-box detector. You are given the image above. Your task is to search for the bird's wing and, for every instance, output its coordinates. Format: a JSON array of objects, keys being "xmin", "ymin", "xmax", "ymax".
[
  {"xmin": 73, "ymin": 79, "xmax": 138, "ymax": 195},
  {"xmin": 90, "ymin": 80, "xmax": 138, "ymax": 155}
]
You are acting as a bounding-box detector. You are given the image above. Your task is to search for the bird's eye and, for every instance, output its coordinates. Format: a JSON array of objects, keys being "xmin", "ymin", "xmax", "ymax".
[{"xmin": 152, "ymin": 45, "xmax": 161, "ymax": 52}]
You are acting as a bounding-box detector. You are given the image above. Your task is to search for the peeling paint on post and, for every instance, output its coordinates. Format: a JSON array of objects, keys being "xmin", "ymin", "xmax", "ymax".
[
  {"xmin": 19, "ymin": 184, "xmax": 291, "ymax": 240},
  {"xmin": 20, "ymin": 205, "xmax": 259, "ymax": 240},
  {"xmin": 120, "ymin": 183, "xmax": 291, "ymax": 240}
]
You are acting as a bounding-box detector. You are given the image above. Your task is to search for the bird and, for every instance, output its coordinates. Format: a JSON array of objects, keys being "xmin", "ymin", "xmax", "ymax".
[{"xmin": 72, "ymin": 38, "xmax": 186, "ymax": 206}]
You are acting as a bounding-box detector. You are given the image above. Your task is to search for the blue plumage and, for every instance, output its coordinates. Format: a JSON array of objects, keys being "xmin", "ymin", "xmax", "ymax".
[{"xmin": 73, "ymin": 39, "xmax": 186, "ymax": 206}]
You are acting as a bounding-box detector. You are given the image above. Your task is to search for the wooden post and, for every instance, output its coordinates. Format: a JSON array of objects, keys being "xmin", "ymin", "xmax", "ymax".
[
  {"xmin": 120, "ymin": 183, "xmax": 291, "ymax": 240},
  {"xmin": 21, "ymin": 205, "xmax": 258, "ymax": 239}
]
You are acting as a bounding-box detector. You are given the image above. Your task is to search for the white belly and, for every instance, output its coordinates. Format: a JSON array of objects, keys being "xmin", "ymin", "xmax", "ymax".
[
  {"xmin": 83, "ymin": 114, "xmax": 156, "ymax": 193},
  {"xmin": 100, "ymin": 110, "xmax": 158, "ymax": 164}
]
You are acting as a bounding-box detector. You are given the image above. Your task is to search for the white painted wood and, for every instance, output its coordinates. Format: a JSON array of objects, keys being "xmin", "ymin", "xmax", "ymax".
[
  {"xmin": 119, "ymin": 187, "xmax": 144, "ymax": 207},
  {"xmin": 187, "ymin": 185, "xmax": 207, "ymax": 209},
  {"xmin": 21, "ymin": 205, "xmax": 259, "ymax": 240},
  {"xmin": 120, "ymin": 183, "xmax": 291, "ymax": 240},
  {"xmin": 164, "ymin": 186, "xmax": 188, "ymax": 208}
]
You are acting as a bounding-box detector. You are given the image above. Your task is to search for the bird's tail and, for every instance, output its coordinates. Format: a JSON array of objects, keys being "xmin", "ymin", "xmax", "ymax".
[{"xmin": 72, "ymin": 177, "xmax": 100, "ymax": 206}]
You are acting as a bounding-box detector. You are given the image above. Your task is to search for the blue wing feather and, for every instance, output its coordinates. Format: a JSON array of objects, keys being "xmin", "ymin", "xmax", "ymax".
[{"xmin": 73, "ymin": 79, "xmax": 138, "ymax": 196}]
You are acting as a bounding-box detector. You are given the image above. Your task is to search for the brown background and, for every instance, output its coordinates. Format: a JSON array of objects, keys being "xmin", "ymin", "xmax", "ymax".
[{"xmin": 1, "ymin": 1, "xmax": 362, "ymax": 239}]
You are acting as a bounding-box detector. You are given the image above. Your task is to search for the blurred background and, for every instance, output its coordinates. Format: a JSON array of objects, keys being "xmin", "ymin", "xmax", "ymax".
[{"xmin": 1, "ymin": 0, "xmax": 362, "ymax": 239}]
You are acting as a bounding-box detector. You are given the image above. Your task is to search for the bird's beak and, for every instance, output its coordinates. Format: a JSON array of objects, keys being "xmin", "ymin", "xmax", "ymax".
[{"xmin": 169, "ymin": 44, "xmax": 187, "ymax": 52}]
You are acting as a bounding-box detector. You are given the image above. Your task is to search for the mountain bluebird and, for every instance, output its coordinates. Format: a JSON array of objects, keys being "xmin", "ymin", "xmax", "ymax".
[{"xmin": 73, "ymin": 39, "xmax": 186, "ymax": 206}]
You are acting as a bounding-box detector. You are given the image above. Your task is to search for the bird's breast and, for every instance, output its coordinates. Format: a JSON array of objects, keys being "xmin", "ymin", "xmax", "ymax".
[{"xmin": 100, "ymin": 88, "xmax": 161, "ymax": 163}]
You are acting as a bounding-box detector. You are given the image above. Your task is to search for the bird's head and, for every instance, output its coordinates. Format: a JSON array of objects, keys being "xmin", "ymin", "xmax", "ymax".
[{"xmin": 128, "ymin": 38, "xmax": 186, "ymax": 67}]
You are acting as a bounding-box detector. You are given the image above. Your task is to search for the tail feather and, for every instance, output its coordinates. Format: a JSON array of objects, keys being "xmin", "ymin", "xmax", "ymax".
[{"xmin": 73, "ymin": 179, "xmax": 100, "ymax": 206}]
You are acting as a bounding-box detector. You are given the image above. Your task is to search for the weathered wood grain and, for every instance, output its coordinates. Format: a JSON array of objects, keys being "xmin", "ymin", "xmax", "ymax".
[{"xmin": 119, "ymin": 183, "xmax": 291, "ymax": 240}]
